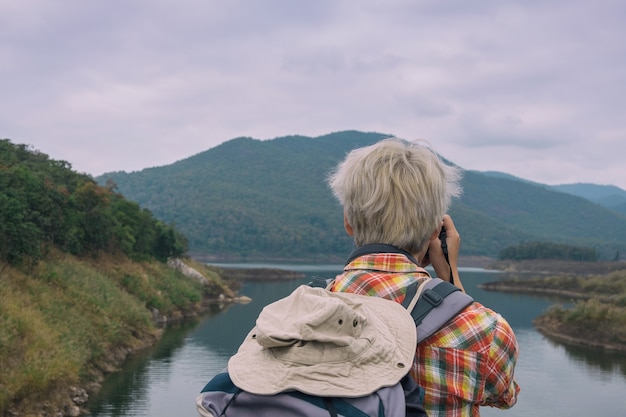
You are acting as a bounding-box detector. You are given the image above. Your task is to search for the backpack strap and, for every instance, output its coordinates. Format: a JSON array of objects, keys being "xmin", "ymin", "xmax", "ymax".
[
  {"xmin": 323, "ymin": 398, "xmax": 338, "ymax": 417},
  {"xmin": 406, "ymin": 278, "xmax": 474, "ymax": 343}
]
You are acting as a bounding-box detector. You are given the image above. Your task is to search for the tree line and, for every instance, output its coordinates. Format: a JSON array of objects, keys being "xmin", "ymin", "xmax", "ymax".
[
  {"xmin": 498, "ymin": 241, "xmax": 598, "ymax": 262},
  {"xmin": 0, "ymin": 139, "xmax": 187, "ymax": 266}
]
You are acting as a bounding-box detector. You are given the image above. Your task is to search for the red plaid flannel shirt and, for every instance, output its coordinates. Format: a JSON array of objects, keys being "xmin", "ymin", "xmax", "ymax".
[{"xmin": 331, "ymin": 252, "xmax": 520, "ymax": 417}]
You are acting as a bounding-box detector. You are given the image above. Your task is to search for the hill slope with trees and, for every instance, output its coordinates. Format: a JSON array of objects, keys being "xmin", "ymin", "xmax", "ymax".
[
  {"xmin": 1, "ymin": 139, "xmax": 187, "ymax": 266},
  {"xmin": 97, "ymin": 131, "xmax": 626, "ymax": 262},
  {"xmin": 551, "ymin": 183, "xmax": 626, "ymax": 216},
  {"xmin": 481, "ymin": 172, "xmax": 626, "ymax": 217},
  {"xmin": 0, "ymin": 139, "xmax": 235, "ymax": 416}
]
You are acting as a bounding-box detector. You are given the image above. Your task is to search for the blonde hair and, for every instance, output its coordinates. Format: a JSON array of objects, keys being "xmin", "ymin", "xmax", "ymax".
[{"xmin": 328, "ymin": 138, "xmax": 462, "ymax": 253}]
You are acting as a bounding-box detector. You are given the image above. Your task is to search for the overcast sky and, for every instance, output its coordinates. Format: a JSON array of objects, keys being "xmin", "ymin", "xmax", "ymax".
[{"xmin": 2, "ymin": 0, "xmax": 625, "ymax": 189}]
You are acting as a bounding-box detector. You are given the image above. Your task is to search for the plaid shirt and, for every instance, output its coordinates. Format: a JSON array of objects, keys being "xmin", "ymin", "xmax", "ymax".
[{"xmin": 331, "ymin": 252, "xmax": 520, "ymax": 417}]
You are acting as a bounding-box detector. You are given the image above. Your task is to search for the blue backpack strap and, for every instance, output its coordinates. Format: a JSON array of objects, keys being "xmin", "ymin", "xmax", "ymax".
[{"xmin": 323, "ymin": 398, "xmax": 339, "ymax": 417}]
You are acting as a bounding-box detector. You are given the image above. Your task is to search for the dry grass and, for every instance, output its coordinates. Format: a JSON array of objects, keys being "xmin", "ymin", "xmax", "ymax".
[{"xmin": 0, "ymin": 253, "xmax": 229, "ymax": 413}]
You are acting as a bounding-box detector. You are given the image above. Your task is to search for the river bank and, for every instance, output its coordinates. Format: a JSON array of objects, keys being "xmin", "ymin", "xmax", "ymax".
[
  {"xmin": 533, "ymin": 316, "xmax": 626, "ymax": 353},
  {"xmin": 1, "ymin": 256, "xmax": 243, "ymax": 417}
]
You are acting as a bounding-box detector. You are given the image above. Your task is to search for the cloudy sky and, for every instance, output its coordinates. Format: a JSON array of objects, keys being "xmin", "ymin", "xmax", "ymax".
[{"xmin": 2, "ymin": 0, "xmax": 625, "ymax": 189}]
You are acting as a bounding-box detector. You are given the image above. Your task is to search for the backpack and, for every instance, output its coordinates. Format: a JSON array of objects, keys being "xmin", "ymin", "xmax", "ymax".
[
  {"xmin": 196, "ymin": 372, "xmax": 425, "ymax": 417},
  {"xmin": 196, "ymin": 276, "xmax": 473, "ymax": 417}
]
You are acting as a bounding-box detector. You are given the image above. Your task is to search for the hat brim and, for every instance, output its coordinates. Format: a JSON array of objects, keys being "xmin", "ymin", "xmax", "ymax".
[{"xmin": 228, "ymin": 287, "xmax": 417, "ymax": 398}]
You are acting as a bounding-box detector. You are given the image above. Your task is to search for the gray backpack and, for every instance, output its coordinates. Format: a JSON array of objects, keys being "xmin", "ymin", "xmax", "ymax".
[
  {"xmin": 196, "ymin": 371, "xmax": 425, "ymax": 417},
  {"xmin": 196, "ymin": 276, "xmax": 472, "ymax": 417}
]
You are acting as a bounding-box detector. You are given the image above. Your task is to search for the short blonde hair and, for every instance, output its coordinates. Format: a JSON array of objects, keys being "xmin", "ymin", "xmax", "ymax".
[{"xmin": 328, "ymin": 138, "xmax": 462, "ymax": 253}]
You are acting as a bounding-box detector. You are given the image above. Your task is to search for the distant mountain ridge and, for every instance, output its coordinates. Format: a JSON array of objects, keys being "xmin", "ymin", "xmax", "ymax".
[
  {"xmin": 481, "ymin": 171, "xmax": 626, "ymax": 216},
  {"xmin": 97, "ymin": 131, "xmax": 626, "ymax": 262},
  {"xmin": 550, "ymin": 183, "xmax": 626, "ymax": 216}
]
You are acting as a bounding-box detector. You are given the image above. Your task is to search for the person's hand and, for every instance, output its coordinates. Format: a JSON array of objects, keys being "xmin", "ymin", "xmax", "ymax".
[{"xmin": 426, "ymin": 215, "xmax": 465, "ymax": 292}]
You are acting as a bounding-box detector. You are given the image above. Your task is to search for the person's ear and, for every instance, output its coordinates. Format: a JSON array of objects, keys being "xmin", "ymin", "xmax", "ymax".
[{"xmin": 344, "ymin": 214, "xmax": 354, "ymax": 236}]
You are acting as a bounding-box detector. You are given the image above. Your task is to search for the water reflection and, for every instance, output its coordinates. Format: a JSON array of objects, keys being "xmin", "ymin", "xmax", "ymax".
[
  {"xmin": 543, "ymin": 336, "xmax": 626, "ymax": 378},
  {"xmin": 87, "ymin": 308, "xmax": 223, "ymax": 417}
]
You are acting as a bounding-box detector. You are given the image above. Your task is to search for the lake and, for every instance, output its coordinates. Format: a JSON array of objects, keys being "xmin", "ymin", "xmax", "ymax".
[{"xmin": 86, "ymin": 265, "xmax": 626, "ymax": 416}]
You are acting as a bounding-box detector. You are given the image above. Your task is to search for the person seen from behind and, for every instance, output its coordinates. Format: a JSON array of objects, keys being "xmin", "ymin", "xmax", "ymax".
[{"xmin": 327, "ymin": 137, "xmax": 520, "ymax": 417}]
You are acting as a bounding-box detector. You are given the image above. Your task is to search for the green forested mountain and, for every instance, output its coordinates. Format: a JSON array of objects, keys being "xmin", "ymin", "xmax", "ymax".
[
  {"xmin": 98, "ymin": 131, "xmax": 388, "ymax": 261},
  {"xmin": 483, "ymin": 172, "xmax": 626, "ymax": 217},
  {"xmin": 96, "ymin": 131, "xmax": 626, "ymax": 261},
  {"xmin": 551, "ymin": 183, "xmax": 626, "ymax": 216}
]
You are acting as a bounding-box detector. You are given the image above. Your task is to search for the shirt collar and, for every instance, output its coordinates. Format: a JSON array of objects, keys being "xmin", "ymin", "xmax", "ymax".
[
  {"xmin": 344, "ymin": 244, "xmax": 428, "ymax": 275},
  {"xmin": 344, "ymin": 243, "xmax": 420, "ymax": 265}
]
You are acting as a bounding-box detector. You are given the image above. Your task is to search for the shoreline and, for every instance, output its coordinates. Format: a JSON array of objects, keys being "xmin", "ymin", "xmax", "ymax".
[
  {"xmin": 5, "ymin": 260, "xmax": 245, "ymax": 417},
  {"xmin": 6, "ymin": 296, "xmax": 244, "ymax": 417},
  {"xmin": 533, "ymin": 318, "xmax": 626, "ymax": 353}
]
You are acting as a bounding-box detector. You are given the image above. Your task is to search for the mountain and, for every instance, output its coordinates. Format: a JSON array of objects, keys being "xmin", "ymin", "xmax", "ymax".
[
  {"xmin": 97, "ymin": 131, "xmax": 389, "ymax": 262},
  {"xmin": 551, "ymin": 183, "xmax": 626, "ymax": 216},
  {"xmin": 96, "ymin": 131, "xmax": 626, "ymax": 261},
  {"xmin": 480, "ymin": 172, "xmax": 626, "ymax": 217},
  {"xmin": 480, "ymin": 171, "xmax": 540, "ymax": 185}
]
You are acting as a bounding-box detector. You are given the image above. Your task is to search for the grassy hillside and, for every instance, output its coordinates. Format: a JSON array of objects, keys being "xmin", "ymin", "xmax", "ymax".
[
  {"xmin": 0, "ymin": 252, "xmax": 234, "ymax": 415},
  {"xmin": 98, "ymin": 131, "xmax": 626, "ymax": 261},
  {"xmin": 0, "ymin": 139, "xmax": 236, "ymax": 415}
]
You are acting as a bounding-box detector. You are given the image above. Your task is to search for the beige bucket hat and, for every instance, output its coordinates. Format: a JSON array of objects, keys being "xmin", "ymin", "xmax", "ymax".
[{"xmin": 227, "ymin": 285, "xmax": 417, "ymax": 398}]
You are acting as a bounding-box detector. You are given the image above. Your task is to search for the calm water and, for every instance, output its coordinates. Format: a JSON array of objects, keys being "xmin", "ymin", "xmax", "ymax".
[{"xmin": 86, "ymin": 265, "xmax": 626, "ymax": 416}]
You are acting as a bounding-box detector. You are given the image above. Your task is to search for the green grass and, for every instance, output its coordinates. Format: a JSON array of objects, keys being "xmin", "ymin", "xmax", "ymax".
[{"xmin": 0, "ymin": 253, "xmax": 231, "ymax": 413}]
